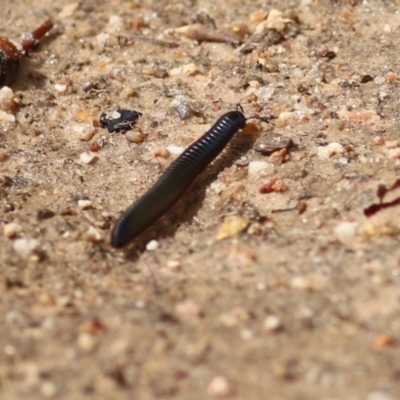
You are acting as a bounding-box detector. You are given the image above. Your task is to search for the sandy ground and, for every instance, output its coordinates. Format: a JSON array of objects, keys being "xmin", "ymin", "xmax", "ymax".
[{"xmin": 1, "ymin": 0, "xmax": 400, "ymax": 399}]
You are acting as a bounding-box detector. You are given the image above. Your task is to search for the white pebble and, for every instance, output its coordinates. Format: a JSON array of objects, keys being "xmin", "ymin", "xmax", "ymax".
[
  {"xmin": 166, "ymin": 260, "xmax": 181, "ymax": 271},
  {"xmin": 263, "ymin": 315, "xmax": 282, "ymax": 332},
  {"xmin": 181, "ymin": 63, "xmax": 199, "ymax": 76},
  {"xmin": 146, "ymin": 239, "xmax": 159, "ymax": 251},
  {"xmin": 240, "ymin": 329, "xmax": 253, "ymax": 340},
  {"xmin": 85, "ymin": 226, "xmax": 102, "ymax": 242},
  {"xmin": 0, "ymin": 86, "xmax": 14, "ymax": 101},
  {"xmin": 207, "ymin": 376, "xmax": 232, "ymax": 398},
  {"xmin": 334, "ymin": 221, "xmax": 358, "ymax": 242},
  {"xmin": 58, "ymin": 2, "xmax": 79, "ymax": 19},
  {"xmin": 317, "ymin": 142, "xmax": 344, "ymax": 159},
  {"xmin": 166, "ymin": 145, "xmax": 185, "ymax": 155},
  {"xmin": 13, "ymin": 238, "xmax": 40, "ymax": 258},
  {"xmin": 72, "ymin": 124, "xmax": 95, "ymax": 141},
  {"xmin": 77, "ymin": 199, "xmax": 93, "ymax": 209},
  {"xmin": 169, "ymin": 66, "xmax": 182, "ymax": 76},
  {"xmin": 77, "ymin": 332, "xmax": 96, "ymax": 351},
  {"xmin": 95, "ymin": 32, "xmax": 111, "ymax": 47},
  {"xmin": 383, "ymin": 24, "xmax": 391, "ymax": 33},
  {"xmin": 367, "ymin": 391, "xmax": 395, "ymax": 400},
  {"xmin": 41, "ymin": 382, "xmax": 57, "ymax": 398},
  {"xmin": 3, "ymin": 222, "xmax": 22, "ymax": 238},
  {"xmin": 175, "ymin": 299, "xmax": 202, "ymax": 318},
  {"xmin": 374, "ymin": 76, "xmax": 386, "ymax": 85},
  {"xmin": 0, "ymin": 86, "xmax": 15, "ymax": 111},
  {"xmin": 387, "ymin": 148, "xmax": 400, "ymax": 159},
  {"xmin": 248, "ymin": 160, "xmax": 275, "ymax": 177},
  {"xmin": 105, "ymin": 15, "xmax": 124, "ymax": 34},
  {"xmin": 54, "ymin": 84, "xmax": 68, "ymax": 92},
  {"xmin": 258, "ymin": 86, "xmax": 275, "ymax": 100},
  {"xmin": 209, "ymin": 181, "xmax": 227, "ymax": 194},
  {"xmin": 0, "ymin": 110, "xmax": 15, "ymax": 123},
  {"xmin": 80, "ymin": 152, "xmax": 97, "ymax": 164},
  {"xmin": 278, "ymin": 111, "xmax": 295, "ymax": 121}
]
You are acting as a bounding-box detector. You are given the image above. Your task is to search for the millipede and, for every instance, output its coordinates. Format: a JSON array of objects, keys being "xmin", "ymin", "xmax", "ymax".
[{"xmin": 111, "ymin": 110, "xmax": 254, "ymax": 248}]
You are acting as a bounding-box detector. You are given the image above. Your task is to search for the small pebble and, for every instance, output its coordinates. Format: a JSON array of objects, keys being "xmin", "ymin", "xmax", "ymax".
[
  {"xmin": 146, "ymin": 239, "xmax": 159, "ymax": 251},
  {"xmin": 125, "ymin": 130, "xmax": 146, "ymax": 143},
  {"xmin": 263, "ymin": 315, "xmax": 283, "ymax": 332},
  {"xmin": 77, "ymin": 332, "xmax": 96, "ymax": 352},
  {"xmin": 41, "ymin": 382, "xmax": 57, "ymax": 398},
  {"xmin": 387, "ymin": 148, "xmax": 400, "ymax": 159},
  {"xmin": 166, "ymin": 145, "xmax": 185, "ymax": 155},
  {"xmin": 372, "ymin": 136, "xmax": 385, "ymax": 146},
  {"xmin": 384, "ymin": 140, "xmax": 399, "ymax": 149},
  {"xmin": 290, "ymin": 274, "xmax": 328, "ymax": 291},
  {"xmin": 317, "ymin": 142, "xmax": 344, "ymax": 159},
  {"xmin": 54, "ymin": 84, "xmax": 68, "ymax": 92},
  {"xmin": 58, "ymin": 2, "xmax": 79, "ymax": 18},
  {"xmin": 0, "ymin": 86, "xmax": 15, "ymax": 112},
  {"xmin": 154, "ymin": 148, "xmax": 171, "ymax": 158},
  {"xmin": 344, "ymin": 109, "xmax": 380, "ymax": 125},
  {"xmin": 74, "ymin": 110, "xmax": 91, "ymax": 123},
  {"xmin": 170, "ymin": 96, "xmax": 196, "ymax": 120},
  {"xmin": 105, "ymin": 15, "xmax": 124, "ymax": 34},
  {"xmin": 166, "ymin": 260, "xmax": 181, "ymax": 271},
  {"xmin": 181, "ymin": 63, "xmax": 199, "ymax": 76},
  {"xmin": 373, "ymin": 76, "xmax": 386, "ymax": 85},
  {"xmin": 84, "ymin": 226, "xmax": 102, "ymax": 242},
  {"xmin": 3, "ymin": 222, "xmax": 22, "ymax": 238},
  {"xmin": 334, "ymin": 221, "xmax": 358, "ymax": 242},
  {"xmin": 207, "ymin": 376, "xmax": 233, "ymax": 398},
  {"xmin": 269, "ymin": 148, "xmax": 287, "ymax": 165},
  {"xmin": 248, "ymin": 160, "xmax": 275, "ymax": 177},
  {"xmin": 72, "ymin": 123, "xmax": 95, "ymax": 141},
  {"xmin": 77, "ymin": 199, "xmax": 93, "ymax": 209},
  {"xmin": 13, "ymin": 238, "xmax": 40, "ymax": 258},
  {"xmin": 175, "ymin": 299, "xmax": 202, "ymax": 318},
  {"xmin": 240, "ymin": 329, "xmax": 254, "ymax": 340},
  {"xmin": 80, "ymin": 152, "xmax": 97, "ymax": 164},
  {"xmin": 255, "ymin": 9, "xmax": 290, "ymax": 33},
  {"xmin": 372, "ymin": 334, "xmax": 394, "ymax": 348},
  {"xmin": 366, "ymin": 391, "xmax": 396, "ymax": 400},
  {"xmin": 0, "ymin": 110, "xmax": 15, "ymax": 123},
  {"xmin": 249, "ymin": 10, "xmax": 268, "ymax": 24}
]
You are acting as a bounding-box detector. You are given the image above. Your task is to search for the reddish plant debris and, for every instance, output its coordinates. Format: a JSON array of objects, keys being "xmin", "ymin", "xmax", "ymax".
[
  {"xmin": 89, "ymin": 142, "xmax": 101, "ymax": 152},
  {"xmin": 61, "ymin": 207, "xmax": 78, "ymax": 216},
  {"xmin": 315, "ymin": 49, "xmax": 336, "ymax": 59},
  {"xmin": 364, "ymin": 179, "xmax": 400, "ymax": 217},
  {"xmin": 373, "ymin": 333, "xmax": 395, "ymax": 349},
  {"xmin": 259, "ymin": 179, "xmax": 286, "ymax": 194}
]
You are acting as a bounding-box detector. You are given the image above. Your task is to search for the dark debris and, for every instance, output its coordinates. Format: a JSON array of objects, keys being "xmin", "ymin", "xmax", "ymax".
[{"xmin": 100, "ymin": 109, "xmax": 142, "ymax": 133}]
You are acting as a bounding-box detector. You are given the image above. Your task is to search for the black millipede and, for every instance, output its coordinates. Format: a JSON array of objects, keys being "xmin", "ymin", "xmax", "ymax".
[{"xmin": 111, "ymin": 110, "xmax": 248, "ymax": 248}]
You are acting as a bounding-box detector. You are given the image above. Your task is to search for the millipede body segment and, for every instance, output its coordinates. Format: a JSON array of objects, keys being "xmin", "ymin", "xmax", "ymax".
[{"xmin": 111, "ymin": 111, "xmax": 247, "ymax": 248}]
